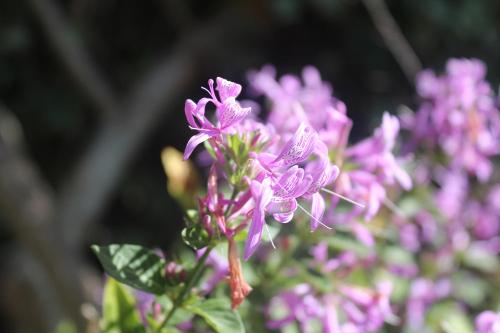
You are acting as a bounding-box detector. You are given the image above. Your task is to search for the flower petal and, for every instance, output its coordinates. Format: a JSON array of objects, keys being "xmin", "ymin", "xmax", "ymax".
[
  {"xmin": 273, "ymin": 166, "xmax": 304, "ymax": 198},
  {"xmin": 306, "ymin": 157, "xmax": 340, "ymax": 195},
  {"xmin": 184, "ymin": 132, "xmax": 212, "ymax": 160},
  {"xmin": 274, "ymin": 122, "xmax": 317, "ymax": 166},
  {"xmin": 243, "ymin": 206, "xmax": 265, "ymax": 260},
  {"xmin": 267, "ymin": 198, "xmax": 297, "ymax": 223},
  {"xmin": 273, "ymin": 211, "xmax": 295, "ymax": 224},
  {"xmin": 244, "ymin": 179, "xmax": 273, "ymax": 260},
  {"xmin": 216, "ymin": 77, "xmax": 242, "ymax": 101},
  {"xmin": 310, "ymin": 192, "xmax": 325, "ymax": 231},
  {"xmin": 218, "ymin": 97, "xmax": 251, "ymax": 129},
  {"xmin": 184, "ymin": 99, "xmax": 198, "ymax": 128}
]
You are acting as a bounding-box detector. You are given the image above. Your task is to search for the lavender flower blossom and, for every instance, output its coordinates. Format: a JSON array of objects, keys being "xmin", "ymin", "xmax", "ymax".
[
  {"xmin": 196, "ymin": 247, "xmax": 229, "ymax": 294},
  {"xmin": 475, "ymin": 311, "xmax": 500, "ymax": 333},
  {"xmin": 184, "ymin": 77, "xmax": 251, "ymax": 159},
  {"xmin": 408, "ymin": 58, "xmax": 500, "ymax": 182}
]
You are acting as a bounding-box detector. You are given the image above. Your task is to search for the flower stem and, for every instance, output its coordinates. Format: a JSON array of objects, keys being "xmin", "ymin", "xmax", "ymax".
[
  {"xmin": 223, "ymin": 186, "xmax": 239, "ymax": 216},
  {"xmin": 156, "ymin": 246, "xmax": 213, "ymax": 332}
]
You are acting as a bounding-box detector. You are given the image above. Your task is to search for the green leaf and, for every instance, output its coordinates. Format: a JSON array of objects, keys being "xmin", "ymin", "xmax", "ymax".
[
  {"xmin": 181, "ymin": 226, "xmax": 210, "ymax": 250},
  {"xmin": 382, "ymin": 246, "xmax": 415, "ymax": 265},
  {"xmin": 451, "ymin": 273, "xmax": 488, "ymax": 307},
  {"xmin": 101, "ymin": 278, "xmax": 146, "ymax": 333},
  {"xmin": 327, "ymin": 235, "xmax": 370, "ymax": 257},
  {"xmin": 428, "ymin": 301, "xmax": 473, "ymax": 333},
  {"xmin": 92, "ymin": 244, "xmax": 166, "ymax": 294},
  {"xmin": 186, "ymin": 299, "xmax": 245, "ymax": 333},
  {"xmin": 462, "ymin": 245, "xmax": 500, "ymax": 273},
  {"xmin": 155, "ymin": 295, "xmax": 193, "ymax": 326}
]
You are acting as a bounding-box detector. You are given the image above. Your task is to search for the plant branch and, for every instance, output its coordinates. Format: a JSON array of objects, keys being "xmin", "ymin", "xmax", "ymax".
[
  {"xmin": 28, "ymin": 0, "xmax": 119, "ymax": 120},
  {"xmin": 362, "ymin": 0, "xmax": 423, "ymax": 83},
  {"xmin": 156, "ymin": 247, "xmax": 213, "ymax": 332}
]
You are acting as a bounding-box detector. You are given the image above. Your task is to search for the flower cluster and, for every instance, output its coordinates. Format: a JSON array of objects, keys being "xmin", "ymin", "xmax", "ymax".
[
  {"xmin": 184, "ymin": 75, "xmax": 343, "ymax": 258},
  {"xmin": 404, "ymin": 58, "xmax": 500, "ymax": 182},
  {"xmin": 391, "ymin": 58, "xmax": 500, "ymax": 332},
  {"xmin": 105, "ymin": 59, "xmax": 498, "ymax": 333},
  {"xmin": 249, "ymin": 66, "xmax": 411, "ymax": 238},
  {"xmin": 266, "ymin": 247, "xmax": 397, "ymax": 333},
  {"xmin": 178, "ymin": 65, "xmax": 414, "ymax": 332},
  {"xmin": 269, "ymin": 281, "xmax": 395, "ymax": 333}
]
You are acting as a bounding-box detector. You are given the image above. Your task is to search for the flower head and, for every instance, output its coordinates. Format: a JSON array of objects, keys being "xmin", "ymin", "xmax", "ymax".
[{"xmin": 184, "ymin": 77, "xmax": 251, "ymax": 159}]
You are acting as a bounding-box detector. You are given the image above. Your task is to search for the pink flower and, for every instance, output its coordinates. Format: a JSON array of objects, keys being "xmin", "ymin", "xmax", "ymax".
[
  {"xmin": 244, "ymin": 178, "xmax": 273, "ymax": 260},
  {"xmin": 475, "ymin": 311, "xmax": 500, "ymax": 333},
  {"xmin": 184, "ymin": 77, "xmax": 251, "ymax": 159}
]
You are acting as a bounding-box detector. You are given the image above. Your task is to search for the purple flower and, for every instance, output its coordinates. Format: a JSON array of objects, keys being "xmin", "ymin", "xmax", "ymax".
[
  {"xmin": 244, "ymin": 178, "xmax": 273, "ymax": 260},
  {"xmin": 272, "ymin": 122, "xmax": 318, "ymax": 167},
  {"xmin": 475, "ymin": 311, "xmax": 500, "ymax": 333},
  {"xmin": 346, "ymin": 112, "xmax": 412, "ymax": 191},
  {"xmin": 470, "ymin": 185, "xmax": 500, "ymax": 240},
  {"xmin": 267, "ymin": 165, "xmax": 312, "ymax": 223},
  {"xmin": 266, "ymin": 284, "xmax": 324, "ymax": 333},
  {"xmin": 339, "ymin": 281, "xmax": 397, "ymax": 332},
  {"xmin": 196, "ymin": 247, "xmax": 229, "ymax": 294},
  {"xmin": 184, "ymin": 77, "xmax": 251, "ymax": 159},
  {"xmin": 405, "ymin": 278, "xmax": 451, "ymax": 330},
  {"xmin": 135, "ymin": 290, "xmax": 155, "ymax": 325},
  {"xmin": 304, "ymin": 155, "xmax": 340, "ymax": 230},
  {"xmin": 408, "ymin": 58, "xmax": 500, "ymax": 181}
]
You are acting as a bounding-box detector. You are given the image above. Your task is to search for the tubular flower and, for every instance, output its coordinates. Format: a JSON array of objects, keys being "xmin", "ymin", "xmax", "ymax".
[
  {"xmin": 228, "ymin": 238, "xmax": 252, "ymax": 309},
  {"xmin": 184, "ymin": 77, "xmax": 251, "ymax": 159}
]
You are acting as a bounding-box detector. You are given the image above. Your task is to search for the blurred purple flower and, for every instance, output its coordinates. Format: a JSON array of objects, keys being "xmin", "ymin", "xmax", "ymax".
[
  {"xmin": 184, "ymin": 77, "xmax": 251, "ymax": 159},
  {"xmin": 475, "ymin": 311, "xmax": 500, "ymax": 333}
]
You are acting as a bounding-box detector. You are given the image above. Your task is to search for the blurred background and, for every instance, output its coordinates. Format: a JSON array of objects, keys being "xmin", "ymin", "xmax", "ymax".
[{"xmin": 1, "ymin": 0, "xmax": 500, "ymax": 332}]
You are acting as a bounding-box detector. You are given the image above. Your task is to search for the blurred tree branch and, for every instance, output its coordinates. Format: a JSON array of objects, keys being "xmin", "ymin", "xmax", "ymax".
[
  {"xmin": 0, "ymin": 107, "xmax": 85, "ymax": 331},
  {"xmin": 362, "ymin": 0, "xmax": 423, "ymax": 83},
  {"xmin": 28, "ymin": 0, "xmax": 119, "ymax": 120}
]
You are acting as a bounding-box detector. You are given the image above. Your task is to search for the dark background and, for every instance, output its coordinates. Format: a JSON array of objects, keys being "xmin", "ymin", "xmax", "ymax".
[{"xmin": 1, "ymin": 0, "xmax": 500, "ymax": 332}]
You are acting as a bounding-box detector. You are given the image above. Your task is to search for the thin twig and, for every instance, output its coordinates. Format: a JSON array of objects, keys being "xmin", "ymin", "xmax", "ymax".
[
  {"xmin": 28, "ymin": 0, "xmax": 119, "ymax": 120},
  {"xmin": 362, "ymin": 0, "xmax": 423, "ymax": 83},
  {"xmin": 156, "ymin": 247, "xmax": 213, "ymax": 332}
]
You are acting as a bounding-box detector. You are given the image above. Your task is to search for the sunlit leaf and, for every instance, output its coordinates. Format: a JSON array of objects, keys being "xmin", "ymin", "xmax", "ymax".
[
  {"xmin": 101, "ymin": 278, "xmax": 146, "ymax": 333},
  {"xmin": 186, "ymin": 299, "xmax": 245, "ymax": 333},
  {"xmin": 92, "ymin": 244, "xmax": 166, "ymax": 294}
]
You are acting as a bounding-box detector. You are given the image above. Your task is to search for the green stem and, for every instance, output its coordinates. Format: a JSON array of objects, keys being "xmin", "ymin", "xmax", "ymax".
[
  {"xmin": 156, "ymin": 246, "xmax": 213, "ymax": 332},
  {"xmin": 223, "ymin": 186, "xmax": 238, "ymax": 216}
]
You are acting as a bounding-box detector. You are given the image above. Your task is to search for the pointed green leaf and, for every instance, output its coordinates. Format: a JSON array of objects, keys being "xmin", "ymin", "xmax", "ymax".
[
  {"xmin": 92, "ymin": 244, "xmax": 166, "ymax": 294},
  {"xmin": 186, "ymin": 299, "xmax": 245, "ymax": 333},
  {"xmin": 101, "ymin": 278, "xmax": 146, "ymax": 333}
]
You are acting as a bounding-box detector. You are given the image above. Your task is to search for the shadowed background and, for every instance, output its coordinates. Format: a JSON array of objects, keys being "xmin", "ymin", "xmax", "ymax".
[{"xmin": 0, "ymin": 0, "xmax": 500, "ymax": 332}]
